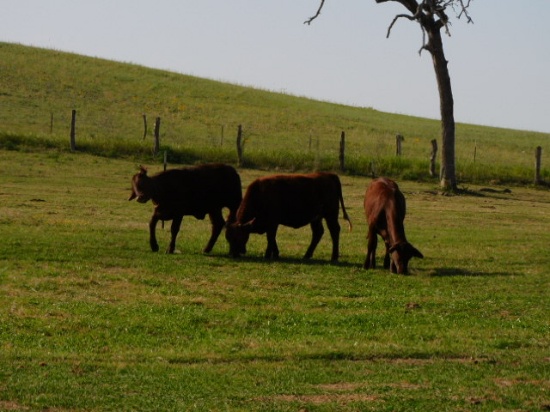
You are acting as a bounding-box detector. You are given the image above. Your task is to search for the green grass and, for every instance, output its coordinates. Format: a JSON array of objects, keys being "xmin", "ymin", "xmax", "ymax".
[
  {"xmin": 1, "ymin": 149, "xmax": 549, "ymax": 411},
  {"xmin": 1, "ymin": 42, "xmax": 549, "ymax": 184}
]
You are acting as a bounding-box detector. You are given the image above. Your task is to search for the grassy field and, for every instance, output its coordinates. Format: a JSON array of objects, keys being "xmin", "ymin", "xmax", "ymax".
[
  {"xmin": 1, "ymin": 149, "xmax": 549, "ymax": 411},
  {"xmin": 1, "ymin": 42, "xmax": 549, "ymax": 184}
]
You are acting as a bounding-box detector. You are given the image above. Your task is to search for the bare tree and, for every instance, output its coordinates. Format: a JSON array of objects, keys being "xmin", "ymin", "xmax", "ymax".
[{"xmin": 306, "ymin": 0, "xmax": 473, "ymax": 190}]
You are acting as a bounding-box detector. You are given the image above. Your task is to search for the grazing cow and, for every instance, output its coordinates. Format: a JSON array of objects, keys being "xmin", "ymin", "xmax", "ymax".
[
  {"xmin": 225, "ymin": 172, "xmax": 352, "ymax": 262},
  {"xmin": 129, "ymin": 163, "xmax": 242, "ymax": 254},
  {"xmin": 364, "ymin": 177, "xmax": 423, "ymax": 274}
]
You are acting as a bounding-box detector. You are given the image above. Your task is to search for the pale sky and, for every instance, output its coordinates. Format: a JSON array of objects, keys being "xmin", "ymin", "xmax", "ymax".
[{"xmin": 2, "ymin": 1, "xmax": 549, "ymax": 133}]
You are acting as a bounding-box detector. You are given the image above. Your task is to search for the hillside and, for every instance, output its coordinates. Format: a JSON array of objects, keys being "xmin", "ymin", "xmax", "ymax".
[{"xmin": 1, "ymin": 42, "xmax": 548, "ymax": 183}]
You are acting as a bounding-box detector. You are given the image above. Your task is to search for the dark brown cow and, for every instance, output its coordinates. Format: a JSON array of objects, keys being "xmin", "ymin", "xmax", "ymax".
[
  {"xmin": 364, "ymin": 177, "xmax": 423, "ymax": 274},
  {"xmin": 225, "ymin": 172, "xmax": 352, "ymax": 261},
  {"xmin": 129, "ymin": 163, "xmax": 242, "ymax": 254}
]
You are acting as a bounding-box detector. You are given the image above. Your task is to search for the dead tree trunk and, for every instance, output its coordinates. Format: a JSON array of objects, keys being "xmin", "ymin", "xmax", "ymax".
[
  {"xmin": 429, "ymin": 139, "xmax": 438, "ymax": 177},
  {"xmin": 426, "ymin": 23, "xmax": 457, "ymax": 190}
]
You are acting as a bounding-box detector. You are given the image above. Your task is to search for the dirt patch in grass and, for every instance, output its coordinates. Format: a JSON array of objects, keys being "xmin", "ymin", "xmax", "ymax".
[
  {"xmin": 264, "ymin": 393, "xmax": 379, "ymax": 406},
  {"xmin": 0, "ymin": 401, "xmax": 28, "ymax": 411}
]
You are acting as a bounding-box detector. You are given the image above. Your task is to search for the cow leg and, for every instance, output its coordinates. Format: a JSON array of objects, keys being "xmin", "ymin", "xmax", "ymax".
[
  {"xmin": 326, "ymin": 218, "xmax": 341, "ymax": 262},
  {"xmin": 265, "ymin": 225, "xmax": 279, "ymax": 259},
  {"xmin": 304, "ymin": 219, "xmax": 324, "ymax": 260},
  {"xmin": 327, "ymin": 216, "xmax": 340, "ymax": 262},
  {"xmin": 390, "ymin": 259, "xmax": 398, "ymax": 274},
  {"xmin": 167, "ymin": 215, "xmax": 183, "ymax": 254},
  {"xmin": 378, "ymin": 229, "xmax": 391, "ymax": 270},
  {"xmin": 149, "ymin": 214, "xmax": 160, "ymax": 252},
  {"xmin": 204, "ymin": 210, "xmax": 225, "ymax": 253},
  {"xmin": 364, "ymin": 227, "xmax": 377, "ymax": 269},
  {"xmin": 383, "ymin": 242, "xmax": 392, "ymax": 270}
]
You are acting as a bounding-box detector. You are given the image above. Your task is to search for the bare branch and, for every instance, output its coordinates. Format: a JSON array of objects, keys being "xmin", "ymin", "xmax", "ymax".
[
  {"xmin": 386, "ymin": 13, "xmax": 416, "ymax": 38},
  {"xmin": 304, "ymin": 0, "xmax": 326, "ymax": 25},
  {"xmin": 456, "ymin": 0, "xmax": 474, "ymax": 23}
]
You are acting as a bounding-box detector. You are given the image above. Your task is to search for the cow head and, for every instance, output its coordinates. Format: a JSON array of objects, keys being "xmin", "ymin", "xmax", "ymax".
[
  {"xmin": 225, "ymin": 219, "xmax": 255, "ymax": 257},
  {"xmin": 128, "ymin": 166, "xmax": 151, "ymax": 203},
  {"xmin": 389, "ymin": 242, "xmax": 423, "ymax": 275}
]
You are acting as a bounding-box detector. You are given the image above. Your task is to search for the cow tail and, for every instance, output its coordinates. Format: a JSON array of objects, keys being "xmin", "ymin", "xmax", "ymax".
[{"xmin": 338, "ymin": 179, "xmax": 352, "ymax": 232}]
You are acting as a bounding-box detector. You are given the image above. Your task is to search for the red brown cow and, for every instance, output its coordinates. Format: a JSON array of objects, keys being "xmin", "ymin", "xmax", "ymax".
[
  {"xmin": 363, "ymin": 177, "xmax": 423, "ymax": 274},
  {"xmin": 225, "ymin": 172, "xmax": 352, "ymax": 262},
  {"xmin": 129, "ymin": 163, "xmax": 242, "ymax": 254}
]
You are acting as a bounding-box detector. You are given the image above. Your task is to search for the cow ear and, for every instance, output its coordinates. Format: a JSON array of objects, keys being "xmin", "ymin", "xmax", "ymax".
[
  {"xmin": 241, "ymin": 218, "xmax": 256, "ymax": 228},
  {"xmin": 128, "ymin": 191, "xmax": 137, "ymax": 201},
  {"xmin": 410, "ymin": 244, "xmax": 423, "ymax": 259},
  {"xmin": 139, "ymin": 165, "xmax": 147, "ymax": 175},
  {"xmin": 388, "ymin": 243, "xmax": 400, "ymax": 253}
]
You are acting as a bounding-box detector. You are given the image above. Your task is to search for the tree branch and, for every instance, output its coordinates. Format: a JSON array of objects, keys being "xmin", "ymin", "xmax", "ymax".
[
  {"xmin": 304, "ymin": 0, "xmax": 326, "ymax": 25},
  {"xmin": 455, "ymin": 0, "xmax": 473, "ymax": 23},
  {"xmin": 386, "ymin": 13, "xmax": 416, "ymax": 38},
  {"xmin": 376, "ymin": 0, "xmax": 419, "ymax": 15}
]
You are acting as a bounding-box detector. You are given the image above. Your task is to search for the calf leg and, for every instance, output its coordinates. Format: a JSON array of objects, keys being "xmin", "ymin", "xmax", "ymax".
[
  {"xmin": 304, "ymin": 219, "xmax": 324, "ymax": 260},
  {"xmin": 325, "ymin": 218, "xmax": 341, "ymax": 262},
  {"xmin": 265, "ymin": 225, "xmax": 279, "ymax": 259},
  {"xmin": 149, "ymin": 214, "xmax": 160, "ymax": 252},
  {"xmin": 378, "ymin": 229, "xmax": 391, "ymax": 270},
  {"xmin": 167, "ymin": 215, "xmax": 183, "ymax": 254},
  {"xmin": 364, "ymin": 227, "xmax": 377, "ymax": 269},
  {"xmin": 384, "ymin": 242, "xmax": 392, "ymax": 270},
  {"xmin": 204, "ymin": 210, "xmax": 225, "ymax": 253}
]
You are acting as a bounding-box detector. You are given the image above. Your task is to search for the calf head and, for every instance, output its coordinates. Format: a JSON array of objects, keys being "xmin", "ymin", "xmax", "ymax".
[
  {"xmin": 128, "ymin": 166, "xmax": 151, "ymax": 203},
  {"xmin": 389, "ymin": 242, "xmax": 423, "ymax": 274},
  {"xmin": 225, "ymin": 219, "xmax": 255, "ymax": 257}
]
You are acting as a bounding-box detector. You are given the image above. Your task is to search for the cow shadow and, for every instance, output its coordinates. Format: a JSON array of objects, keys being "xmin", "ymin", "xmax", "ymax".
[
  {"xmin": 212, "ymin": 253, "xmax": 358, "ymax": 269},
  {"xmin": 428, "ymin": 267, "xmax": 516, "ymax": 277}
]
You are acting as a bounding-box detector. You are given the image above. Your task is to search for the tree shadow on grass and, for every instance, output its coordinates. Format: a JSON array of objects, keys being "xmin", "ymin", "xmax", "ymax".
[{"xmin": 429, "ymin": 267, "xmax": 516, "ymax": 277}]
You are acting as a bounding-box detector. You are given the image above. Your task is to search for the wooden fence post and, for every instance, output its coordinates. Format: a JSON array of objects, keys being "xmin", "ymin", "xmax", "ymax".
[
  {"xmin": 535, "ymin": 146, "xmax": 542, "ymax": 185},
  {"xmin": 153, "ymin": 117, "xmax": 161, "ymax": 156},
  {"xmin": 314, "ymin": 136, "xmax": 320, "ymax": 171},
  {"xmin": 142, "ymin": 114, "xmax": 148, "ymax": 140},
  {"xmin": 339, "ymin": 131, "xmax": 346, "ymax": 172},
  {"xmin": 429, "ymin": 139, "xmax": 438, "ymax": 177},
  {"xmin": 70, "ymin": 109, "xmax": 77, "ymax": 151},
  {"xmin": 236, "ymin": 125, "xmax": 243, "ymax": 167},
  {"xmin": 396, "ymin": 134, "xmax": 404, "ymax": 156}
]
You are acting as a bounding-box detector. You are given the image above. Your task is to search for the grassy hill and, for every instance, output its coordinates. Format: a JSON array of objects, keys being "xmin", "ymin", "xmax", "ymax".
[
  {"xmin": 1, "ymin": 42, "xmax": 549, "ymax": 410},
  {"xmin": 1, "ymin": 42, "xmax": 549, "ymax": 184}
]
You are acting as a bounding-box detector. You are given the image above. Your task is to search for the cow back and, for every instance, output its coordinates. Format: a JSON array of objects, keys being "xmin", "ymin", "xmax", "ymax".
[
  {"xmin": 149, "ymin": 163, "xmax": 241, "ymax": 215},
  {"xmin": 364, "ymin": 177, "xmax": 406, "ymax": 229},
  {"xmin": 237, "ymin": 173, "xmax": 342, "ymax": 230}
]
